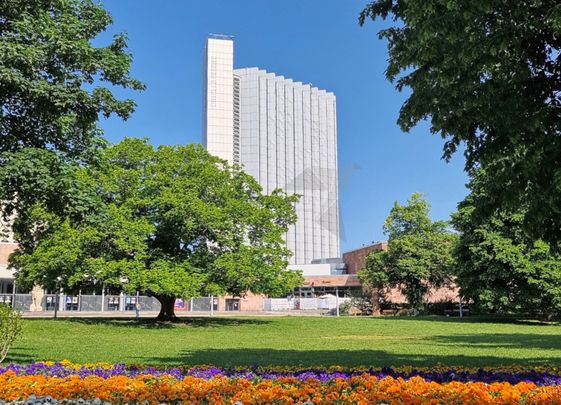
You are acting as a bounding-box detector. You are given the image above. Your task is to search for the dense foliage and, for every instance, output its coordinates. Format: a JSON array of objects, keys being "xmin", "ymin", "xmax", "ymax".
[
  {"xmin": 11, "ymin": 138, "xmax": 303, "ymax": 320},
  {"xmin": 0, "ymin": 0, "xmax": 143, "ymax": 156},
  {"xmin": 360, "ymin": 1, "xmax": 561, "ymax": 245},
  {"xmin": 359, "ymin": 193, "xmax": 456, "ymax": 311},
  {"xmin": 453, "ymin": 171, "xmax": 561, "ymax": 317},
  {"xmin": 0, "ymin": 0, "xmax": 143, "ymax": 242}
]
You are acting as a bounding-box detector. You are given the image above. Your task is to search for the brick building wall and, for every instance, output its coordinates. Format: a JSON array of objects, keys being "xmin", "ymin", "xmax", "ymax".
[
  {"xmin": 0, "ymin": 243, "xmax": 16, "ymax": 265},
  {"xmin": 0, "ymin": 243, "xmax": 16, "ymax": 295},
  {"xmin": 342, "ymin": 241, "xmax": 460, "ymax": 315},
  {"xmin": 303, "ymin": 275, "xmax": 362, "ymax": 288},
  {"xmin": 342, "ymin": 242, "xmax": 387, "ymax": 275}
]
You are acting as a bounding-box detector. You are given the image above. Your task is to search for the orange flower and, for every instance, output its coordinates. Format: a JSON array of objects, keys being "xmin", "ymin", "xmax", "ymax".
[{"xmin": 3, "ymin": 372, "xmax": 561, "ymax": 404}]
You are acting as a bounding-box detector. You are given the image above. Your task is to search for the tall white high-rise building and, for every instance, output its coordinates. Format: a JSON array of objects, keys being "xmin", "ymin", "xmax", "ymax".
[
  {"xmin": 203, "ymin": 36, "xmax": 340, "ymax": 264},
  {"xmin": 203, "ymin": 35, "xmax": 235, "ymax": 163}
]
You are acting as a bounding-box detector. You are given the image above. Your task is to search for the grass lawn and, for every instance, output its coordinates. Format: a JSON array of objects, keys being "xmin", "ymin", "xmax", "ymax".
[{"xmin": 8, "ymin": 316, "xmax": 561, "ymax": 368}]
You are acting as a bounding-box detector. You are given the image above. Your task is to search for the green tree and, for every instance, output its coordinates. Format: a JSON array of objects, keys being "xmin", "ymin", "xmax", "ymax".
[
  {"xmin": 0, "ymin": 0, "xmax": 143, "ymax": 157},
  {"xmin": 360, "ymin": 193, "xmax": 457, "ymax": 311},
  {"xmin": 360, "ymin": 1, "xmax": 561, "ymax": 245},
  {"xmin": 452, "ymin": 171, "xmax": 561, "ymax": 317},
  {"xmin": 11, "ymin": 138, "xmax": 303, "ymax": 321},
  {"xmin": 0, "ymin": 0, "xmax": 143, "ymax": 240}
]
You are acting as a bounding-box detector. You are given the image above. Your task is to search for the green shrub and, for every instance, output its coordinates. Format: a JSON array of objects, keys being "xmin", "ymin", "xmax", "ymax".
[
  {"xmin": 338, "ymin": 300, "xmax": 352, "ymax": 316},
  {"xmin": 350, "ymin": 296, "xmax": 374, "ymax": 315},
  {"xmin": 337, "ymin": 295, "xmax": 374, "ymax": 316},
  {"xmin": 0, "ymin": 304, "xmax": 22, "ymax": 363}
]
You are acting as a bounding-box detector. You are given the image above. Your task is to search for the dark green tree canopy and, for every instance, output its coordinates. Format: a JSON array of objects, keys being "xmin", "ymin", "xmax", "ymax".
[
  {"xmin": 0, "ymin": 0, "xmax": 144, "ymax": 158},
  {"xmin": 0, "ymin": 0, "xmax": 143, "ymax": 245},
  {"xmin": 11, "ymin": 138, "xmax": 303, "ymax": 320},
  {"xmin": 453, "ymin": 170, "xmax": 561, "ymax": 316},
  {"xmin": 360, "ymin": 1, "xmax": 561, "ymax": 244},
  {"xmin": 360, "ymin": 193, "xmax": 457, "ymax": 311}
]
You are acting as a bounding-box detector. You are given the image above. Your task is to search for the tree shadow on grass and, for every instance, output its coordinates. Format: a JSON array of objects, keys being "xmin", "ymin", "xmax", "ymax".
[
  {"xmin": 3, "ymin": 350, "xmax": 36, "ymax": 364},
  {"xmin": 177, "ymin": 317, "xmax": 271, "ymax": 328},
  {"xmin": 379, "ymin": 315, "xmax": 561, "ymax": 326},
  {"xmin": 429, "ymin": 333, "xmax": 561, "ymax": 351},
  {"xmin": 26, "ymin": 316, "xmax": 271, "ymax": 329},
  {"xmin": 138, "ymin": 348, "xmax": 561, "ymax": 368}
]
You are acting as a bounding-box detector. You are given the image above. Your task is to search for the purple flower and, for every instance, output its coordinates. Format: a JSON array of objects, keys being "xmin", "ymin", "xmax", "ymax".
[{"xmin": 2, "ymin": 362, "xmax": 561, "ymax": 386}]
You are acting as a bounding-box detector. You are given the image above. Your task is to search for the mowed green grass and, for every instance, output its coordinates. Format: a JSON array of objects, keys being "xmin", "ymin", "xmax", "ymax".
[{"xmin": 8, "ymin": 316, "xmax": 561, "ymax": 368}]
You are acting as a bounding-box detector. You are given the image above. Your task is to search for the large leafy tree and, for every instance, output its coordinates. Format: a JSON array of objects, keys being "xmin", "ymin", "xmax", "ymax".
[
  {"xmin": 453, "ymin": 171, "xmax": 561, "ymax": 317},
  {"xmin": 0, "ymin": 0, "xmax": 143, "ymax": 156},
  {"xmin": 11, "ymin": 138, "xmax": 303, "ymax": 321},
  {"xmin": 0, "ymin": 0, "xmax": 143, "ymax": 240},
  {"xmin": 360, "ymin": 1, "xmax": 561, "ymax": 244},
  {"xmin": 359, "ymin": 193, "xmax": 457, "ymax": 311}
]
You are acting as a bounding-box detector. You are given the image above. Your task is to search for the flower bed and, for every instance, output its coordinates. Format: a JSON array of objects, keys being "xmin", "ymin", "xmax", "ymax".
[{"xmin": 1, "ymin": 362, "xmax": 561, "ymax": 404}]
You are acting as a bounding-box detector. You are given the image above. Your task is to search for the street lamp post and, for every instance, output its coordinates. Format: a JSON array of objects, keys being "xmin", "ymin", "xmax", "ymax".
[
  {"xmin": 54, "ymin": 276, "xmax": 62, "ymax": 319},
  {"xmin": 336, "ymin": 286, "xmax": 340, "ymax": 317},
  {"xmin": 11, "ymin": 279, "xmax": 16, "ymax": 310}
]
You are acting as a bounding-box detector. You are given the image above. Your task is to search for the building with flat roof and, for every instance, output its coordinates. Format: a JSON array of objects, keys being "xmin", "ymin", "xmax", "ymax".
[
  {"xmin": 203, "ymin": 35, "xmax": 235, "ymax": 164},
  {"xmin": 203, "ymin": 36, "xmax": 340, "ymax": 265}
]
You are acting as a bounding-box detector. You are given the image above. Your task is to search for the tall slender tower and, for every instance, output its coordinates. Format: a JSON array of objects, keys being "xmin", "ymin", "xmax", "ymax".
[
  {"xmin": 202, "ymin": 35, "xmax": 235, "ymax": 164},
  {"xmin": 203, "ymin": 36, "xmax": 340, "ymax": 264}
]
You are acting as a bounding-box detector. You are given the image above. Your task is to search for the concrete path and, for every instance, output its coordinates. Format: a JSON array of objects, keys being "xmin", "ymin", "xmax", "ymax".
[{"xmin": 22, "ymin": 310, "xmax": 329, "ymax": 318}]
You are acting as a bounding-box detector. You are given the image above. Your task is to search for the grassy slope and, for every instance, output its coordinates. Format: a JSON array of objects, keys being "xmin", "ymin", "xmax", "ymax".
[{"xmin": 9, "ymin": 316, "xmax": 561, "ymax": 368}]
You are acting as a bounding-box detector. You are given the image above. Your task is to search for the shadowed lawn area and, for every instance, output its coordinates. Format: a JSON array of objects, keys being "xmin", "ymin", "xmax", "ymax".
[{"xmin": 8, "ymin": 316, "xmax": 561, "ymax": 367}]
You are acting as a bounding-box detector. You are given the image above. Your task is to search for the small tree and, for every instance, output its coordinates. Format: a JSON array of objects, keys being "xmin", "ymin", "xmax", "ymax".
[
  {"xmin": 0, "ymin": 304, "xmax": 22, "ymax": 363},
  {"xmin": 12, "ymin": 138, "xmax": 304, "ymax": 321},
  {"xmin": 360, "ymin": 193, "xmax": 457, "ymax": 312}
]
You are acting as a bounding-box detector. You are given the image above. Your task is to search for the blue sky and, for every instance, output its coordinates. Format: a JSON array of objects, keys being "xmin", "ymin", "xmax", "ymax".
[{"xmin": 99, "ymin": 0, "xmax": 468, "ymax": 253}]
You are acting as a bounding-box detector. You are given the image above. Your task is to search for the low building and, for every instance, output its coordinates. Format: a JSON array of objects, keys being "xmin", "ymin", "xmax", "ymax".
[
  {"xmin": 288, "ymin": 258, "xmax": 362, "ymax": 298},
  {"xmin": 343, "ymin": 242, "xmax": 388, "ymax": 275},
  {"xmin": 342, "ymin": 241, "xmax": 460, "ymax": 315}
]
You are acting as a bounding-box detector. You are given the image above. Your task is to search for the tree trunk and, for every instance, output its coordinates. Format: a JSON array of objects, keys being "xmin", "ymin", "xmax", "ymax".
[
  {"xmin": 155, "ymin": 295, "xmax": 178, "ymax": 322},
  {"xmin": 371, "ymin": 288, "xmax": 381, "ymax": 316}
]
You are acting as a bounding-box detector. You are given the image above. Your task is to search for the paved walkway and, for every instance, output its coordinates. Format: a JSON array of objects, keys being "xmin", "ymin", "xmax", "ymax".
[{"xmin": 22, "ymin": 310, "xmax": 329, "ymax": 318}]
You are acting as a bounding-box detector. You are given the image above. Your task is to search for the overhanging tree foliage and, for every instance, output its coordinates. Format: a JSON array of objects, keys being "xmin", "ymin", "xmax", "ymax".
[
  {"xmin": 0, "ymin": 0, "xmax": 143, "ymax": 240},
  {"xmin": 360, "ymin": 1, "xmax": 561, "ymax": 244},
  {"xmin": 11, "ymin": 138, "xmax": 304, "ymax": 321},
  {"xmin": 0, "ymin": 0, "xmax": 143, "ymax": 157},
  {"xmin": 359, "ymin": 193, "xmax": 457, "ymax": 311},
  {"xmin": 453, "ymin": 171, "xmax": 561, "ymax": 317}
]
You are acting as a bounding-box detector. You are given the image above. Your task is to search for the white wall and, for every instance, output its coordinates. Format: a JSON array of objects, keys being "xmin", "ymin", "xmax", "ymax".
[
  {"xmin": 235, "ymin": 67, "xmax": 340, "ymax": 265},
  {"xmin": 203, "ymin": 37, "xmax": 235, "ymax": 164},
  {"xmin": 0, "ymin": 265, "xmax": 14, "ymax": 279},
  {"xmin": 287, "ymin": 263, "xmax": 331, "ymax": 276}
]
